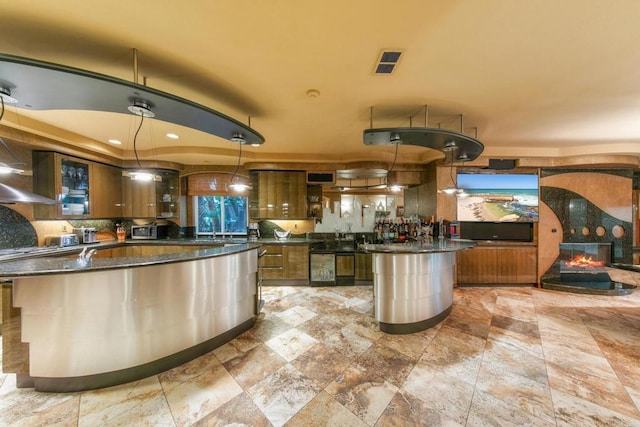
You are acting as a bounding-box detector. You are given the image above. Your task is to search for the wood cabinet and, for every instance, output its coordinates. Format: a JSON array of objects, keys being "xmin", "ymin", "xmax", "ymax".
[
  {"xmin": 32, "ymin": 150, "xmax": 108, "ymax": 219},
  {"xmin": 92, "ymin": 162, "xmax": 123, "ymax": 218},
  {"xmin": 456, "ymin": 244, "xmax": 537, "ymax": 285},
  {"xmin": 122, "ymin": 169, "xmax": 180, "ymax": 219},
  {"xmin": 355, "ymin": 252, "xmax": 373, "ymax": 281},
  {"xmin": 122, "ymin": 177, "xmax": 156, "ymax": 218},
  {"xmin": 307, "ymin": 184, "xmax": 323, "ymax": 219},
  {"xmin": 261, "ymin": 244, "xmax": 309, "ymax": 281},
  {"xmin": 249, "ymin": 171, "xmax": 307, "ymax": 219}
]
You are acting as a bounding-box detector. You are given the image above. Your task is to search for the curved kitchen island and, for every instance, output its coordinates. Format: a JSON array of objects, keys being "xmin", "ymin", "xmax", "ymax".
[
  {"xmin": 363, "ymin": 239, "xmax": 476, "ymax": 334},
  {"xmin": 0, "ymin": 242, "xmax": 261, "ymax": 392}
]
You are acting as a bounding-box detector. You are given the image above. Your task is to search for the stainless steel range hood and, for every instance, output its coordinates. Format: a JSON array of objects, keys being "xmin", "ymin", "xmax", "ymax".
[{"xmin": 0, "ymin": 183, "xmax": 59, "ymax": 204}]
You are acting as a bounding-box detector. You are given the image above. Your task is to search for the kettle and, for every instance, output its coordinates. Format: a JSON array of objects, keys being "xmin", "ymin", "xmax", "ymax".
[{"xmin": 248, "ymin": 222, "xmax": 260, "ymax": 241}]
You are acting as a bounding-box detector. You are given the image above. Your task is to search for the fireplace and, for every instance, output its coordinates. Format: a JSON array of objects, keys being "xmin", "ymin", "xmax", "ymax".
[
  {"xmin": 541, "ymin": 243, "xmax": 636, "ymax": 295},
  {"xmin": 559, "ymin": 243, "xmax": 611, "ymax": 285}
]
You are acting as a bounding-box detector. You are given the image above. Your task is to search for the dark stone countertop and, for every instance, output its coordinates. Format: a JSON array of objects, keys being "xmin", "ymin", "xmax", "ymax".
[
  {"xmin": 361, "ymin": 239, "xmax": 477, "ymax": 254},
  {"xmin": 0, "ymin": 241, "xmax": 263, "ymax": 278}
]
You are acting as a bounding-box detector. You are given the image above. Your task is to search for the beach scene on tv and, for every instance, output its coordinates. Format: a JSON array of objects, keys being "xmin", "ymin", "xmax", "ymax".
[{"xmin": 456, "ymin": 173, "xmax": 539, "ymax": 222}]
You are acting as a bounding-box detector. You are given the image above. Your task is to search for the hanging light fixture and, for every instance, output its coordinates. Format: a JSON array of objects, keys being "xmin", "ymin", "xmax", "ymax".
[
  {"xmin": 128, "ymin": 101, "xmax": 156, "ymax": 182},
  {"xmin": 228, "ymin": 132, "xmax": 250, "ymax": 192},
  {"xmin": 363, "ymin": 106, "xmax": 484, "ymax": 161},
  {"xmin": 439, "ymin": 140, "xmax": 462, "ymax": 195}
]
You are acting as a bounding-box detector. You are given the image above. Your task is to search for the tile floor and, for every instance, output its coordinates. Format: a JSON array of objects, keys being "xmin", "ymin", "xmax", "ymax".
[{"xmin": 1, "ymin": 285, "xmax": 639, "ymax": 426}]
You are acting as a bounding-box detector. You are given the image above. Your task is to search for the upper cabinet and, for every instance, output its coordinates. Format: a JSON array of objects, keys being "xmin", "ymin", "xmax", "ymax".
[
  {"xmin": 122, "ymin": 169, "xmax": 180, "ymax": 219},
  {"xmin": 33, "ymin": 151, "xmax": 179, "ymax": 220},
  {"xmin": 249, "ymin": 171, "xmax": 307, "ymax": 219},
  {"xmin": 33, "ymin": 152, "xmax": 96, "ymax": 219},
  {"xmin": 307, "ymin": 184, "xmax": 323, "ymax": 219}
]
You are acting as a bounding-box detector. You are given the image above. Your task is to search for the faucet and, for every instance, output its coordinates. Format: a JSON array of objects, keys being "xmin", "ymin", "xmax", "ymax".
[{"xmin": 77, "ymin": 247, "xmax": 97, "ymax": 266}]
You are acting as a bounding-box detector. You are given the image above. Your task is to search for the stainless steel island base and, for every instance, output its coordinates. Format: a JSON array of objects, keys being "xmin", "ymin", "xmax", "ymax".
[
  {"xmin": 364, "ymin": 240, "xmax": 476, "ymax": 335},
  {"xmin": 8, "ymin": 246, "xmax": 259, "ymax": 392}
]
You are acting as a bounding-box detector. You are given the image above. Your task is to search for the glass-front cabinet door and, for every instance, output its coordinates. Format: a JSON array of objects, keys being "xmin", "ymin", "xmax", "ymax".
[
  {"xmin": 60, "ymin": 158, "xmax": 89, "ymax": 216},
  {"xmin": 33, "ymin": 151, "xmax": 92, "ymax": 219}
]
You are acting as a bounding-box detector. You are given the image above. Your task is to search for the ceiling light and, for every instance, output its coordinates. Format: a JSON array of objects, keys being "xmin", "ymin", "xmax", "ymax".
[
  {"xmin": 0, "ymin": 162, "xmax": 24, "ymax": 174},
  {"xmin": 229, "ymin": 182, "xmax": 250, "ymax": 192},
  {"xmin": 128, "ymin": 100, "xmax": 155, "ymax": 118},
  {"xmin": 108, "ymin": 139, "xmax": 122, "ymax": 145},
  {"xmin": 0, "ymin": 87, "xmax": 18, "ymax": 104},
  {"xmin": 129, "ymin": 171, "xmax": 155, "ymax": 182},
  {"xmin": 389, "ymin": 185, "xmax": 403, "ymax": 192},
  {"xmin": 390, "ymin": 133, "xmax": 402, "ymax": 143},
  {"xmin": 442, "ymin": 140, "xmax": 458, "ymax": 152},
  {"xmin": 250, "ymin": 143, "xmax": 260, "ymax": 147},
  {"xmin": 230, "ymin": 132, "xmax": 245, "ymax": 144},
  {"xmin": 166, "ymin": 133, "xmax": 179, "ymax": 139}
]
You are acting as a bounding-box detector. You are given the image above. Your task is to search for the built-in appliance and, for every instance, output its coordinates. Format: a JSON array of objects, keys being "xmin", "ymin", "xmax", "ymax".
[
  {"xmin": 72, "ymin": 227, "xmax": 97, "ymax": 244},
  {"xmin": 131, "ymin": 224, "xmax": 168, "ymax": 240},
  {"xmin": 309, "ymin": 239, "xmax": 355, "ymax": 286},
  {"xmin": 44, "ymin": 234, "xmax": 79, "ymax": 247}
]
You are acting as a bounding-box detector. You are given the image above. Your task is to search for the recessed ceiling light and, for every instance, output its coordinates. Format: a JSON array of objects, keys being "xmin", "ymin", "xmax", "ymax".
[
  {"xmin": 250, "ymin": 143, "xmax": 260, "ymax": 147},
  {"xmin": 166, "ymin": 133, "xmax": 179, "ymax": 139},
  {"xmin": 108, "ymin": 139, "xmax": 122, "ymax": 145}
]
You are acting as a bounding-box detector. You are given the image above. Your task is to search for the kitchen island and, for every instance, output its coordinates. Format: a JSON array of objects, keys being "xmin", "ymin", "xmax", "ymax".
[
  {"xmin": 362, "ymin": 239, "xmax": 476, "ymax": 334},
  {"xmin": 0, "ymin": 242, "xmax": 262, "ymax": 392}
]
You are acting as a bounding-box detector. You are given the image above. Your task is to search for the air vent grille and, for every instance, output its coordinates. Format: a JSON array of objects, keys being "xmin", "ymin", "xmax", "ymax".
[{"xmin": 374, "ymin": 50, "xmax": 403, "ymax": 75}]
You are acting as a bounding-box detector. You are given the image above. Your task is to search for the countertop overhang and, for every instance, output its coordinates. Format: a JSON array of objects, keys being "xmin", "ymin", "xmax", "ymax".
[
  {"xmin": 0, "ymin": 241, "xmax": 263, "ymax": 278},
  {"xmin": 361, "ymin": 239, "xmax": 477, "ymax": 254}
]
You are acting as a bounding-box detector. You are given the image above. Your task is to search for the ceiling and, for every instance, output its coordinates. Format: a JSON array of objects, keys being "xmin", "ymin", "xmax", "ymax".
[{"xmin": 1, "ymin": 1, "xmax": 640, "ymax": 171}]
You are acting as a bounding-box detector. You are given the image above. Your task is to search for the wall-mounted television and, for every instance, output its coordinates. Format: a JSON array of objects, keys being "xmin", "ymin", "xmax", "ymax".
[{"xmin": 456, "ymin": 173, "xmax": 539, "ymax": 222}]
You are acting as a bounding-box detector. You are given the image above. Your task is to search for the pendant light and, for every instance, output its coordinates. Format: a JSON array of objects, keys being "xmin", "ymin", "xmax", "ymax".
[
  {"xmin": 128, "ymin": 101, "xmax": 155, "ymax": 182},
  {"xmin": 228, "ymin": 132, "xmax": 250, "ymax": 192},
  {"xmin": 439, "ymin": 141, "xmax": 462, "ymax": 195}
]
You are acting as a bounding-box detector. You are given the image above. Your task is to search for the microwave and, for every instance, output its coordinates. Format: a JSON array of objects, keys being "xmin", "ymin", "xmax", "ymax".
[{"xmin": 131, "ymin": 225, "xmax": 168, "ymax": 240}]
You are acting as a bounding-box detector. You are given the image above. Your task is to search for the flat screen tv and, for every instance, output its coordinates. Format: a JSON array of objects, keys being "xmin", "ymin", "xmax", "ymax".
[{"xmin": 456, "ymin": 173, "xmax": 539, "ymax": 222}]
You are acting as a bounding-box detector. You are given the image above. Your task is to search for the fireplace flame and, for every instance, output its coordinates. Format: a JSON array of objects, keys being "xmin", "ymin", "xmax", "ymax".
[{"xmin": 564, "ymin": 254, "xmax": 604, "ymax": 269}]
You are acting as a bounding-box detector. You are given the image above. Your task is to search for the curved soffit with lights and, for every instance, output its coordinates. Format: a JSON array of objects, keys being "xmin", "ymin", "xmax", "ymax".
[{"xmin": 0, "ymin": 53, "xmax": 265, "ymax": 146}]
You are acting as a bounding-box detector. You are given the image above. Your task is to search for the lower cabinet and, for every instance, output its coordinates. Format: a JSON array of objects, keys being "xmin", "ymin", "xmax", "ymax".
[
  {"xmin": 261, "ymin": 244, "xmax": 309, "ymax": 282},
  {"xmin": 456, "ymin": 244, "xmax": 537, "ymax": 285},
  {"xmin": 355, "ymin": 252, "xmax": 373, "ymax": 281}
]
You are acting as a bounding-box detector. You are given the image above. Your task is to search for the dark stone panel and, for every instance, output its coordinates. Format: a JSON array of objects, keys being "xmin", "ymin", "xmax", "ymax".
[
  {"xmin": 541, "ymin": 169, "xmax": 633, "ymax": 179},
  {"xmin": 0, "ymin": 206, "xmax": 37, "ymax": 249},
  {"xmin": 540, "ymin": 186, "xmax": 632, "ymax": 264}
]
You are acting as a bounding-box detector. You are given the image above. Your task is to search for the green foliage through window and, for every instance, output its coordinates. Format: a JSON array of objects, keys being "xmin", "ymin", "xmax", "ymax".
[{"xmin": 195, "ymin": 196, "xmax": 248, "ymax": 235}]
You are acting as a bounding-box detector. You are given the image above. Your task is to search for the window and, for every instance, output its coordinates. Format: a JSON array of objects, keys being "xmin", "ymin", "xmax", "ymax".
[{"xmin": 195, "ymin": 196, "xmax": 248, "ymax": 236}]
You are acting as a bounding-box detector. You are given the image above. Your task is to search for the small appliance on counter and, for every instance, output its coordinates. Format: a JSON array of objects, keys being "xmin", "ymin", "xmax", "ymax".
[
  {"xmin": 248, "ymin": 222, "xmax": 260, "ymax": 241},
  {"xmin": 73, "ymin": 227, "xmax": 97, "ymax": 244},
  {"xmin": 274, "ymin": 229, "xmax": 291, "ymax": 241},
  {"xmin": 131, "ymin": 224, "xmax": 168, "ymax": 240},
  {"xmin": 44, "ymin": 234, "xmax": 80, "ymax": 247}
]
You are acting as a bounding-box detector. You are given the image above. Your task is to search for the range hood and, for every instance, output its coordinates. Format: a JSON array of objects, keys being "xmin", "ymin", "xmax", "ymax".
[{"xmin": 0, "ymin": 183, "xmax": 59, "ymax": 204}]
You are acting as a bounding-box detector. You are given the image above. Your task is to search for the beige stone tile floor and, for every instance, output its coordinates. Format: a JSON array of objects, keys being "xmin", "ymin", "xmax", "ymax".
[{"xmin": 1, "ymin": 285, "xmax": 639, "ymax": 426}]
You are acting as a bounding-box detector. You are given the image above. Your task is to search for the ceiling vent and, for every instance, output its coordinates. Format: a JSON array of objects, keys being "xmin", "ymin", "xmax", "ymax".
[
  {"xmin": 306, "ymin": 171, "xmax": 335, "ymax": 185},
  {"xmin": 374, "ymin": 50, "xmax": 403, "ymax": 75}
]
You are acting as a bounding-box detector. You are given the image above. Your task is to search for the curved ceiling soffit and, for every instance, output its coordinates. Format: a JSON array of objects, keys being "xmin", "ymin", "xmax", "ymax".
[
  {"xmin": 363, "ymin": 127, "xmax": 484, "ymax": 162},
  {"xmin": 0, "ymin": 53, "xmax": 265, "ymax": 146}
]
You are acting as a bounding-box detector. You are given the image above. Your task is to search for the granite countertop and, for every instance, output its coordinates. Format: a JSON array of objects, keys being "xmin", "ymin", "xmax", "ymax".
[
  {"xmin": 361, "ymin": 239, "xmax": 477, "ymax": 254},
  {"xmin": 0, "ymin": 242, "xmax": 263, "ymax": 278}
]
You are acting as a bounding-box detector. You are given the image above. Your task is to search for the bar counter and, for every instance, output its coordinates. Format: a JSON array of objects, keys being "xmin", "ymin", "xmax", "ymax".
[
  {"xmin": 362, "ymin": 239, "xmax": 476, "ymax": 334},
  {"xmin": 0, "ymin": 242, "xmax": 261, "ymax": 392}
]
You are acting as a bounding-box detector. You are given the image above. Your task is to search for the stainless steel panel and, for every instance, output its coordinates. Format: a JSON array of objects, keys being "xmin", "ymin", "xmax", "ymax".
[
  {"xmin": 372, "ymin": 252, "xmax": 455, "ymax": 325},
  {"xmin": 13, "ymin": 249, "xmax": 258, "ymax": 378}
]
